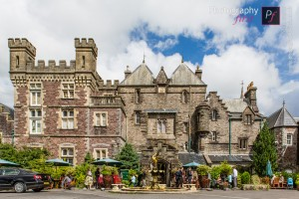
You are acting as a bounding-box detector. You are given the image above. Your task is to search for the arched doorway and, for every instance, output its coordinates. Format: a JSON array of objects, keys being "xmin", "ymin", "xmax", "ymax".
[{"xmin": 157, "ymin": 158, "xmax": 171, "ymax": 186}]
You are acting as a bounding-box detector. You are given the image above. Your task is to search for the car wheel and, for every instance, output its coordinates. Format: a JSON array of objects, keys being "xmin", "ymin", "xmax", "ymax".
[
  {"xmin": 33, "ymin": 188, "xmax": 42, "ymax": 192},
  {"xmin": 14, "ymin": 182, "xmax": 26, "ymax": 193}
]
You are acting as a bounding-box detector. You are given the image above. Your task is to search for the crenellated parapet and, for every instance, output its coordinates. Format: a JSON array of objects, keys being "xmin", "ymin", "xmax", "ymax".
[
  {"xmin": 8, "ymin": 38, "xmax": 36, "ymax": 57},
  {"xmin": 75, "ymin": 38, "xmax": 98, "ymax": 58},
  {"xmin": 98, "ymin": 80, "xmax": 120, "ymax": 88},
  {"xmin": 25, "ymin": 60, "xmax": 76, "ymax": 72}
]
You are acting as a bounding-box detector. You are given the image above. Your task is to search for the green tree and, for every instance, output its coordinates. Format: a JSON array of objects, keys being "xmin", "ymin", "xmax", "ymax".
[
  {"xmin": 252, "ymin": 122, "xmax": 277, "ymax": 176},
  {"xmin": 116, "ymin": 143, "xmax": 139, "ymax": 169}
]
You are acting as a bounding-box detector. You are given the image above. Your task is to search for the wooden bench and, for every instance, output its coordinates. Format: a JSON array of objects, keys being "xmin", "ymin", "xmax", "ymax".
[
  {"xmin": 183, "ymin": 184, "xmax": 196, "ymax": 191},
  {"xmin": 111, "ymin": 184, "xmax": 125, "ymax": 190}
]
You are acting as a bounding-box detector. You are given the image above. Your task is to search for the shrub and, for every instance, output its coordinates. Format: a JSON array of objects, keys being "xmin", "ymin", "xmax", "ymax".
[
  {"xmin": 210, "ymin": 166, "xmax": 221, "ymax": 180},
  {"xmin": 251, "ymin": 175, "xmax": 260, "ymax": 185},
  {"xmin": 197, "ymin": 165, "xmax": 211, "ymax": 176},
  {"xmin": 237, "ymin": 174, "xmax": 242, "ymax": 188},
  {"xmin": 261, "ymin": 176, "xmax": 270, "ymax": 185},
  {"xmin": 219, "ymin": 161, "xmax": 232, "ymax": 176},
  {"xmin": 241, "ymin": 172, "xmax": 251, "ymax": 184}
]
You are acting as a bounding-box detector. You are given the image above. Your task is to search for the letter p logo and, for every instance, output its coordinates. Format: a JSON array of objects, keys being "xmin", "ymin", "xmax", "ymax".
[{"xmin": 262, "ymin": 7, "xmax": 280, "ymax": 25}]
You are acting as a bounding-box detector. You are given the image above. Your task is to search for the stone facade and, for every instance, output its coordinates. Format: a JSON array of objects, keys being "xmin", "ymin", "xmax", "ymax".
[
  {"xmin": 7, "ymin": 38, "xmax": 268, "ymax": 171},
  {"xmin": 0, "ymin": 103, "xmax": 14, "ymax": 144}
]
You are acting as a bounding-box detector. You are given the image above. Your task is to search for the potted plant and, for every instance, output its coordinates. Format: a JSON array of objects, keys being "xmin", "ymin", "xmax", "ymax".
[
  {"xmin": 101, "ymin": 165, "xmax": 113, "ymax": 188},
  {"xmin": 295, "ymin": 175, "xmax": 299, "ymax": 191},
  {"xmin": 197, "ymin": 165, "xmax": 211, "ymax": 188}
]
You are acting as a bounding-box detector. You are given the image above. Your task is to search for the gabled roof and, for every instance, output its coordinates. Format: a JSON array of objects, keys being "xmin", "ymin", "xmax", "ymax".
[
  {"xmin": 170, "ymin": 63, "xmax": 205, "ymax": 85},
  {"xmin": 267, "ymin": 105, "xmax": 297, "ymax": 129},
  {"xmin": 155, "ymin": 67, "xmax": 168, "ymax": 85},
  {"xmin": 0, "ymin": 103, "xmax": 14, "ymax": 119},
  {"xmin": 222, "ymin": 98, "xmax": 248, "ymax": 113},
  {"xmin": 120, "ymin": 63, "xmax": 154, "ymax": 85}
]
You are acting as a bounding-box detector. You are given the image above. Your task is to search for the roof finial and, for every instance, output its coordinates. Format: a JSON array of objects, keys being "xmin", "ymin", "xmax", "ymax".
[
  {"xmin": 142, "ymin": 52, "xmax": 145, "ymax": 63},
  {"xmin": 240, "ymin": 80, "xmax": 244, "ymax": 99},
  {"xmin": 181, "ymin": 56, "xmax": 184, "ymax": 63}
]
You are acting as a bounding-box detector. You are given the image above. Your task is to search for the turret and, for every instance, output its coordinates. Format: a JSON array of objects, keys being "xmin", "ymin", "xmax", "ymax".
[
  {"xmin": 8, "ymin": 38, "xmax": 36, "ymax": 71},
  {"xmin": 75, "ymin": 38, "xmax": 98, "ymax": 72}
]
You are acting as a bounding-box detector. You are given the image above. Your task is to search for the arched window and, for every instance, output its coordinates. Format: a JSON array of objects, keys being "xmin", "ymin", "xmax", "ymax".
[
  {"xmin": 211, "ymin": 109, "xmax": 218, "ymax": 121},
  {"xmin": 182, "ymin": 90, "xmax": 188, "ymax": 103}
]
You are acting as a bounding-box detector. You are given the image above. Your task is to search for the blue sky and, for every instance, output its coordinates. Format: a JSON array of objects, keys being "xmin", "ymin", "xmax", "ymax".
[{"xmin": 0, "ymin": 0, "xmax": 298, "ymax": 116}]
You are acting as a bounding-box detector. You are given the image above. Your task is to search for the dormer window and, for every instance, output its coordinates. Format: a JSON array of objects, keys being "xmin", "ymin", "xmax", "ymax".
[{"xmin": 211, "ymin": 110, "xmax": 218, "ymax": 121}]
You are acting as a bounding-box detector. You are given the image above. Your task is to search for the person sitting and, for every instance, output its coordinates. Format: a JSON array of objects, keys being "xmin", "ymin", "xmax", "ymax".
[
  {"xmin": 279, "ymin": 175, "xmax": 284, "ymax": 187},
  {"xmin": 270, "ymin": 174, "xmax": 276, "ymax": 186},
  {"xmin": 63, "ymin": 174, "xmax": 72, "ymax": 190}
]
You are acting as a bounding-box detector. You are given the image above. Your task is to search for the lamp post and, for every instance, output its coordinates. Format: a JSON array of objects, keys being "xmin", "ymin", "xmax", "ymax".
[{"xmin": 228, "ymin": 114, "xmax": 232, "ymax": 157}]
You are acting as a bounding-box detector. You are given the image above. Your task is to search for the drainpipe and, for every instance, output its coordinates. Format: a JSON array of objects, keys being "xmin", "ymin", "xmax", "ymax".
[
  {"xmin": 11, "ymin": 129, "xmax": 14, "ymax": 146},
  {"xmin": 228, "ymin": 114, "xmax": 232, "ymax": 156}
]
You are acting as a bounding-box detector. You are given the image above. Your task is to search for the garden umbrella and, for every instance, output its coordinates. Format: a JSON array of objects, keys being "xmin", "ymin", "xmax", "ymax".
[
  {"xmin": 0, "ymin": 159, "xmax": 20, "ymax": 167},
  {"xmin": 183, "ymin": 161, "xmax": 200, "ymax": 168},
  {"xmin": 92, "ymin": 158, "xmax": 122, "ymax": 166},
  {"xmin": 45, "ymin": 158, "xmax": 72, "ymax": 171},
  {"xmin": 266, "ymin": 160, "xmax": 273, "ymax": 177}
]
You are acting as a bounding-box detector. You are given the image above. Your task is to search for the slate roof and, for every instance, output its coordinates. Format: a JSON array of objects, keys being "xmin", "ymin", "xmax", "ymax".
[
  {"xmin": 267, "ymin": 105, "xmax": 297, "ymax": 129},
  {"xmin": 222, "ymin": 99, "xmax": 248, "ymax": 113},
  {"xmin": 120, "ymin": 63, "xmax": 154, "ymax": 85},
  {"xmin": 0, "ymin": 103, "xmax": 14, "ymax": 119},
  {"xmin": 170, "ymin": 63, "xmax": 205, "ymax": 85},
  {"xmin": 208, "ymin": 155, "xmax": 252, "ymax": 164},
  {"xmin": 178, "ymin": 152, "xmax": 206, "ymax": 165}
]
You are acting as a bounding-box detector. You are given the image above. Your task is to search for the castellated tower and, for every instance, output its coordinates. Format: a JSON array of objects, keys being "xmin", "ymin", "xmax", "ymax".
[
  {"xmin": 8, "ymin": 38, "xmax": 36, "ymax": 71},
  {"xmin": 75, "ymin": 38, "xmax": 98, "ymax": 72}
]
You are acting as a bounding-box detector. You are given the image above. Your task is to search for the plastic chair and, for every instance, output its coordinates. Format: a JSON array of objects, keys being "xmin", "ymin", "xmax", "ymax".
[{"xmin": 287, "ymin": 177, "xmax": 293, "ymax": 189}]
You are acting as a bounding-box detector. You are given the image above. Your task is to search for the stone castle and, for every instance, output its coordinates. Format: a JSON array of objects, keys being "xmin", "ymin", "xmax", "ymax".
[{"xmin": 4, "ymin": 38, "xmax": 298, "ymax": 181}]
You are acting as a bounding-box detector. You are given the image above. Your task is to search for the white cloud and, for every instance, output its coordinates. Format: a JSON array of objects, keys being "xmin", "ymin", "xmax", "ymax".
[
  {"xmin": 154, "ymin": 38, "xmax": 178, "ymax": 51},
  {"xmin": 201, "ymin": 44, "xmax": 282, "ymax": 115},
  {"xmin": 256, "ymin": 0, "xmax": 299, "ymax": 74}
]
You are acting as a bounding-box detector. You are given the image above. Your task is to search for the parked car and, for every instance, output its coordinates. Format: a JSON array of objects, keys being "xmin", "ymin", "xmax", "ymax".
[{"xmin": 0, "ymin": 168, "xmax": 44, "ymax": 193}]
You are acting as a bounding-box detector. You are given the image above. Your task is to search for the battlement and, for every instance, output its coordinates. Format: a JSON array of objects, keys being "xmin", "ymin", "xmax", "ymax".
[
  {"xmin": 99, "ymin": 80, "xmax": 120, "ymax": 88},
  {"xmin": 25, "ymin": 60, "xmax": 76, "ymax": 71},
  {"xmin": 8, "ymin": 38, "xmax": 36, "ymax": 56},
  {"xmin": 74, "ymin": 38, "xmax": 98, "ymax": 56}
]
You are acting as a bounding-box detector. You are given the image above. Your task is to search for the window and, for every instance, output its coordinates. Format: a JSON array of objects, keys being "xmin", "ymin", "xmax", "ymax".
[
  {"xmin": 30, "ymin": 109, "xmax": 42, "ymax": 134},
  {"xmin": 62, "ymin": 83, "xmax": 74, "ymax": 99},
  {"xmin": 287, "ymin": 134, "xmax": 293, "ymax": 145},
  {"xmin": 135, "ymin": 111, "xmax": 141, "ymax": 125},
  {"xmin": 30, "ymin": 83, "xmax": 41, "ymax": 106},
  {"xmin": 16, "ymin": 56, "xmax": 19, "ymax": 67},
  {"xmin": 82, "ymin": 56, "xmax": 85, "ymax": 67},
  {"xmin": 62, "ymin": 110, "xmax": 74, "ymax": 129},
  {"xmin": 211, "ymin": 110, "xmax": 218, "ymax": 121},
  {"xmin": 157, "ymin": 119, "xmax": 166, "ymax": 134},
  {"xmin": 61, "ymin": 148, "xmax": 74, "ymax": 164},
  {"xmin": 245, "ymin": 114, "xmax": 252, "ymax": 125},
  {"xmin": 94, "ymin": 148, "xmax": 108, "ymax": 160},
  {"xmin": 183, "ymin": 122, "xmax": 188, "ymax": 133},
  {"xmin": 211, "ymin": 131, "xmax": 217, "ymax": 142},
  {"xmin": 182, "ymin": 90, "xmax": 188, "ymax": 103},
  {"xmin": 135, "ymin": 89, "xmax": 141, "ymax": 104},
  {"xmin": 239, "ymin": 138, "xmax": 247, "ymax": 150},
  {"xmin": 95, "ymin": 112, "xmax": 108, "ymax": 126}
]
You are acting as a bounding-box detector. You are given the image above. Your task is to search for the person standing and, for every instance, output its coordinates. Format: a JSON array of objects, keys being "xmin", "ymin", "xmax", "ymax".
[
  {"xmin": 233, "ymin": 167, "xmax": 238, "ymax": 188},
  {"xmin": 187, "ymin": 168, "xmax": 192, "ymax": 184},
  {"xmin": 175, "ymin": 167, "xmax": 182, "ymax": 188},
  {"xmin": 95, "ymin": 168, "xmax": 100, "ymax": 189}
]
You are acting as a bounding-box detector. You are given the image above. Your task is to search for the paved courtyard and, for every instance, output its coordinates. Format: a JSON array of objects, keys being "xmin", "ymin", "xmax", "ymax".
[{"xmin": 0, "ymin": 189, "xmax": 298, "ymax": 199}]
